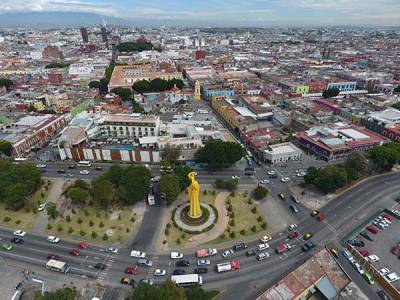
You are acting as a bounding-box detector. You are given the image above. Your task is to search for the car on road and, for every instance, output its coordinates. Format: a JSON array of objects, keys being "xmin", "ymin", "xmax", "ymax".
[
  {"xmin": 232, "ymin": 175, "xmax": 240, "ymax": 180},
  {"xmin": 311, "ymin": 210, "xmax": 319, "ymax": 217},
  {"xmin": 95, "ymin": 166, "xmax": 103, "ymax": 171},
  {"xmin": 140, "ymin": 278, "xmax": 154, "ymax": 285},
  {"xmin": 280, "ymin": 177, "xmax": 290, "ymax": 182},
  {"xmin": 106, "ymin": 247, "xmax": 118, "ymax": 254},
  {"xmin": 246, "ymin": 249, "xmax": 256, "ymax": 257},
  {"xmin": 47, "ymin": 254, "xmax": 60, "ymax": 260},
  {"xmin": 391, "ymin": 245, "xmax": 400, "ymax": 255},
  {"xmin": 352, "ymin": 263, "xmax": 364, "ymax": 275},
  {"xmin": 94, "ymin": 263, "xmax": 106, "ymax": 270},
  {"xmin": 377, "ymin": 290, "xmax": 390, "ymax": 300},
  {"xmin": 194, "ymin": 267, "xmax": 208, "ymax": 274},
  {"xmin": 197, "ymin": 259, "xmax": 210, "ymax": 266},
  {"xmin": 124, "ymin": 266, "xmax": 139, "ymax": 275},
  {"xmin": 13, "ymin": 230, "xmax": 26, "ymax": 237},
  {"xmin": 79, "ymin": 170, "xmax": 90, "ymax": 175},
  {"xmin": 222, "ymin": 249, "xmax": 234, "ymax": 258},
  {"xmin": 290, "ymin": 194, "xmax": 300, "ymax": 203},
  {"xmin": 78, "ymin": 242, "xmax": 88, "ymax": 249},
  {"xmin": 257, "ymin": 243, "xmax": 270, "ymax": 251},
  {"xmin": 260, "ymin": 235, "xmax": 272, "ymax": 243},
  {"xmin": 65, "ymin": 174, "xmax": 73, "ymax": 178},
  {"xmin": 137, "ymin": 258, "xmax": 152, "ymax": 267},
  {"xmin": 70, "ymin": 249, "xmax": 81, "ymax": 256},
  {"xmin": 367, "ymin": 254, "xmax": 379, "ymax": 262},
  {"xmin": 176, "ymin": 260, "xmax": 190, "ymax": 267},
  {"xmin": 68, "ymin": 165, "xmax": 76, "ymax": 169},
  {"xmin": 359, "ymin": 231, "xmax": 373, "ymax": 241},
  {"xmin": 288, "ymin": 231, "xmax": 300, "ymax": 239},
  {"xmin": 170, "ymin": 251, "xmax": 183, "ymax": 259},
  {"xmin": 47, "ymin": 236, "xmax": 60, "ymax": 243},
  {"xmin": 363, "ymin": 272, "xmax": 375, "ymax": 285},
  {"xmin": 2, "ymin": 243, "xmax": 13, "ymax": 251},
  {"xmin": 37, "ymin": 203, "xmax": 46, "ymax": 211},
  {"xmin": 154, "ymin": 269, "xmax": 166, "ymax": 276},
  {"xmin": 257, "ymin": 252, "xmax": 270, "ymax": 261},
  {"xmin": 303, "ymin": 232, "xmax": 313, "ymax": 240},
  {"xmin": 287, "ymin": 224, "xmax": 298, "ymax": 231},
  {"xmin": 301, "ymin": 241, "xmax": 315, "ymax": 252},
  {"xmin": 36, "ymin": 164, "xmax": 47, "ymax": 168},
  {"xmin": 130, "ymin": 250, "xmax": 146, "ymax": 258},
  {"xmin": 267, "ymin": 170, "xmax": 276, "ymax": 176},
  {"xmin": 260, "ymin": 179, "xmax": 270, "ymax": 184},
  {"xmin": 57, "ymin": 169, "xmax": 66, "ymax": 174},
  {"xmin": 278, "ymin": 193, "xmax": 285, "ymax": 200},
  {"xmin": 173, "ymin": 269, "xmax": 185, "ymax": 275},
  {"xmin": 11, "ymin": 237, "xmax": 24, "ymax": 244},
  {"xmin": 290, "ymin": 204, "xmax": 299, "ymax": 213},
  {"xmin": 120, "ymin": 277, "xmax": 135, "ymax": 287},
  {"xmin": 233, "ymin": 243, "xmax": 248, "ymax": 251},
  {"xmin": 330, "ymin": 248, "xmax": 339, "ymax": 258}
]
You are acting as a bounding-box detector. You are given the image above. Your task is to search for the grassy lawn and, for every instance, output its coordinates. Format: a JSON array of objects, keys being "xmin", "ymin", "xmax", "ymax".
[
  {"xmin": 164, "ymin": 190, "xmax": 217, "ymax": 248},
  {"xmin": 0, "ymin": 181, "xmax": 52, "ymax": 230},
  {"xmin": 46, "ymin": 206, "xmax": 136, "ymax": 245}
]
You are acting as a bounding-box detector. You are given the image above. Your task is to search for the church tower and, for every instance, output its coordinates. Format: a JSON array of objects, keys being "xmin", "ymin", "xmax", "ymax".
[{"xmin": 194, "ymin": 80, "xmax": 201, "ymax": 100}]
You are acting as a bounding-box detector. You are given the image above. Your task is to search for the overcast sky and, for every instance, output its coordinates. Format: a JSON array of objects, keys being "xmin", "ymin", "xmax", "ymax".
[{"xmin": 0, "ymin": 0, "xmax": 399, "ymax": 26}]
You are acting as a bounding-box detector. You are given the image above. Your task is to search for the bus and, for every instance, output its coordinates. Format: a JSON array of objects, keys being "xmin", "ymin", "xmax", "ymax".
[
  {"xmin": 171, "ymin": 274, "xmax": 203, "ymax": 287},
  {"xmin": 46, "ymin": 259, "xmax": 71, "ymax": 274},
  {"xmin": 78, "ymin": 160, "xmax": 92, "ymax": 167}
]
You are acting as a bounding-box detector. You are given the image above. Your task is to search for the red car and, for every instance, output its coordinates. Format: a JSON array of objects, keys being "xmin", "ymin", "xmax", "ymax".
[
  {"xmin": 288, "ymin": 231, "xmax": 300, "ymax": 239},
  {"xmin": 124, "ymin": 266, "xmax": 138, "ymax": 275},
  {"xmin": 47, "ymin": 254, "xmax": 60, "ymax": 260},
  {"xmin": 360, "ymin": 250, "xmax": 369, "ymax": 257},
  {"xmin": 70, "ymin": 249, "xmax": 81, "ymax": 256},
  {"xmin": 382, "ymin": 213, "xmax": 394, "ymax": 222},
  {"xmin": 391, "ymin": 246, "xmax": 400, "ymax": 255},
  {"xmin": 366, "ymin": 225, "xmax": 379, "ymax": 234},
  {"xmin": 78, "ymin": 242, "xmax": 88, "ymax": 249}
]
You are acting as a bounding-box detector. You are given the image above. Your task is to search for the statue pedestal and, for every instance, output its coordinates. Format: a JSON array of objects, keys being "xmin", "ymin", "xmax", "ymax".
[{"xmin": 173, "ymin": 203, "xmax": 216, "ymax": 234}]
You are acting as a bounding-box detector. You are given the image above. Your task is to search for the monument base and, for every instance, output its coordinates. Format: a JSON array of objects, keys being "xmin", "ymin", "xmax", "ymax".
[{"xmin": 173, "ymin": 203, "xmax": 217, "ymax": 234}]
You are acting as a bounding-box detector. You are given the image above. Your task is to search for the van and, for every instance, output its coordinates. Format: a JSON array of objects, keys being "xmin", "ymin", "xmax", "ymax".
[
  {"xmin": 137, "ymin": 258, "xmax": 152, "ymax": 267},
  {"xmin": 290, "ymin": 205, "xmax": 299, "ymax": 213}
]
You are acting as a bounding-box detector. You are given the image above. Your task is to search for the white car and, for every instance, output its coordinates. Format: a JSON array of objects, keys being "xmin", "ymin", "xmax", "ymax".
[
  {"xmin": 386, "ymin": 272, "xmax": 400, "ymax": 283},
  {"xmin": 222, "ymin": 249, "xmax": 234, "ymax": 258},
  {"xmin": 267, "ymin": 170, "xmax": 275, "ymax": 176},
  {"xmin": 287, "ymin": 224, "xmax": 298, "ymax": 231},
  {"xmin": 281, "ymin": 177, "xmax": 290, "ymax": 182},
  {"xmin": 257, "ymin": 243, "xmax": 270, "ymax": 251},
  {"xmin": 106, "ymin": 247, "xmax": 118, "ymax": 254},
  {"xmin": 197, "ymin": 259, "xmax": 211, "ymax": 266},
  {"xmin": 79, "ymin": 170, "xmax": 90, "ymax": 175},
  {"xmin": 151, "ymin": 176, "xmax": 160, "ymax": 182},
  {"xmin": 260, "ymin": 179, "xmax": 270, "ymax": 184},
  {"xmin": 37, "ymin": 203, "xmax": 46, "ymax": 211},
  {"xmin": 207, "ymin": 248, "xmax": 218, "ymax": 256},
  {"xmin": 352, "ymin": 262, "xmax": 364, "ymax": 275},
  {"xmin": 154, "ymin": 269, "xmax": 166, "ymax": 276},
  {"xmin": 367, "ymin": 254, "xmax": 379, "ymax": 262},
  {"xmin": 232, "ymin": 175, "xmax": 240, "ymax": 180},
  {"xmin": 13, "ymin": 230, "xmax": 26, "ymax": 237},
  {"xmin": 47, "ymin": 236, "xmax": 60, "ymax": 243},
  {"xmin": 260, "ymin": 235, "xmax": 272, "ymax": 243},
  {"xmin": 170, "ymin": 252, "xmax": 183, "ymax": 259},
  {"xmin": 36, "ymin": 164, "xmax": 47, "ymax": 168},
  {"xmin": 130, "ymin": 250, "xmax": 146, "ymax": 258},
  {"xmin": 379, "ymin": 267, "xmax": 390, "ymax": 276}
]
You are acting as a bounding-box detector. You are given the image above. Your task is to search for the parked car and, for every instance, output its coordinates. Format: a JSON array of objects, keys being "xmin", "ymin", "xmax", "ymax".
[
  {"xmin": 359, "ymin": 231, "xmax": 373, "ymax": 241},
  {"xmin": 94, "ymin": 263, "xmax": 106, "ymax": 270},
  {"xmin": 257, "ymin": 252, "xmax": 270, "ymax": 261},
  {"xmin": 246, "ymin": 249, "xmax": 256, "ymax": 257},
  {"xmin": 377, "ymin": 290, "xmax": 390, "ymax": 300},
  {"xmin": 233, "ymin": 243, "xmax": 247, "ymax": 251},
  {"xmin": 280, "ymin": 177, "xmax": 290, "ymax": 182},
  {"xmin": 176, "ymin": 260, "xmax": 190, "ymax": 267},
  {"xmin": 106, "ymin": 247, "xmax": 118, "ymax": 254},
  {"xmin": 124, "ymin": 266, "xmax": 138, "ymax": 275},
  {"xmin": 385, "ymin": 272, "xmax": 400, "ymax": 283},
  {"xmin": 346, "ymin": 239, "xmax": 365, "ymax": 247},
  {"xmin": 301, "ymin": 241, "xmax": 315, "ymax": 252},
  {"xmin": 290, "ymin": 194, "xmax": 300, "ymax": 203},
  {"xmin": 173, "ymin": 269, "xmax": 185, "ymax": 275},
  {"xmin": 288, "ymin": 231, "xmax": 300, "ymax": 239},
  {"xmin": 278, "ymin": 193, "xmax": 285, "ymax": 200},
  {"xmin": 360, "ymin": 250, "xmax": 370, "ymax": 257},
  {"xmin": 194, "ymin": 267, "xmax": 208, "ymax": 274},
  {"xmin": 154, "ymin": 269, "xmax": 166, "ymax": 276},
  {"xmin": 2, "ymin": 243, "xmax": 12, "ymax": 251},
  {"xmin": 366, "ymin": 225, "xmax": 379, "ymax": 234},
  {"xmin": 197, "ymin": 259, "xmax": 210, "ymax": 266},
  {"xmin": 222, "ymin": 249, "xmax": 234, "ymax": 258},
  {"xmin": 303, "ymin": 232, "xmax": 313, "ymax": 240},
  {"xmin": 367, "ymin": 254, "xmax": 379, "ymax": 262},
  {"xmin": 290, "ymin": 204, "xmax": 299, "ymax": 213},
  {"xmin": 257, "ymin": 243, "xmax": 270, "ymax": 251},
  {"xmin": 392, "ymin": 245, "xmax": 400, "ymax": 255},
  {"xmin": 379, "ymin": 267, "xmax": 390, "ymax": 276},
  {"xmin": 137, "ymin": 259, "xmax": 152, "ymax": 267},
  {"xmin": 170, "ymin": 252, "xmax": 183, "ymax": 259},
  {"xmin": 287, "ymin": 224, "xmax": 298, "ymax": 231}
]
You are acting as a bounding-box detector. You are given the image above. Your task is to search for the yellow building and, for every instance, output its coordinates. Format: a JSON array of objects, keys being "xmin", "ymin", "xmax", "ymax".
[
  {"xmin": 34, "ymin": 101, "xmax": 46, "ymax": 112},
  {"xmin": 194, "ymin": 80, "xmax": 201, "ymax": 100}
]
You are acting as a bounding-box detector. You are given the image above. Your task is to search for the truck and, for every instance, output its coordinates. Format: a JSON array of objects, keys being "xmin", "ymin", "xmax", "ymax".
[
  {"xmin": 276, "ymin": 243, "xmax": 291, "ymax": 254},
  {"xmin": 130, "ymin": 250, "xmax": 146, "ymax": 258},
  {"xmin": 147, "ymin": 194, "xmax": 155, "ymax": 206},
  {"xmin": 196, "ymin": 248, "xmax": 217, "ymax": 258},
  {"xmin": 215, "ymin": 260, "xmax": 240, "ymax": 273}
]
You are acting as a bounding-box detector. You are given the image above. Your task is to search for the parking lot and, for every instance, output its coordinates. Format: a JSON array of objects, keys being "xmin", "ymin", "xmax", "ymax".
[{"xmin": 352, "ymin": 207, "xmax": 400, "ymax": 290}]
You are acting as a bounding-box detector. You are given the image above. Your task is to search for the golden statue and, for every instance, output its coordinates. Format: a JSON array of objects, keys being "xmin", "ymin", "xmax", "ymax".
[{"xmin": 188, "ymin": 171, "xmax": 202, "ymax": 218}]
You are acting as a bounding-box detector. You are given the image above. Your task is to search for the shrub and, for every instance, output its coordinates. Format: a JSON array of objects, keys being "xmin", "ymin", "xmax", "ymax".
[
  {"xmin": 229, "ymin": 219, "xmax": 235, "ymax": 226},
  {"xmin": 230, "ymin": 211, "xmax": 235, "ymax": 218},
  {"xmin": 71, "ymin": 208, "xmax": 76, "ymax": 214},
  {"xmin": 261, "ymin": 222, "xmax": 267, "ymax": 229},
  {"xmin": 47, "ymin": 224, "xmax": 52, "ymax": 230},
  {"xmin": 3, "ymin": 216, "xmax": 11, "ymax": 222},
  {"xmin": 80, "ymin": 230, "xmax": 86, "ymax": 236},
  {"xmin": 166, "ymin": 223, "xmax": 171, "ymax": 229},
  {"xmin": 212, "ymin": 190, "xmax": 216, "ymax": 195},
  {"xmin": 66, "ymin": 215, "xmax": 71, "ymax": 222},
  {"xmin": 118, "ymin": 214, "xmax": 121, "ymax": 220},
  {"xmin": 229, "ymin": 231, "xmax": 236, "ymax": 239},
  {"xmin": 248, "ymin": 199, "xmax": 253, "ymax": 205},
  {"xmin": 57, "ymin": 224, "xmax": 63, "ymax": 232},
  {"xmin": 88, "ymin": 200, "xmax": 94, "ymax": 206},
  {"xmin": 126, "ymin": 228, "xmax": 130, "ymax": 233},
  {"xmin": 162, "ymin": 240, "xmax": 167, "ymax": 245},
  {"xmin": 257, "ymin": 216, "xmax": 263, "ymax": 222},
  {"xmin": 203, "ymin": 190, "xmax": 208, "ymax": 195},
  {"xmin": 251, "ymin": 207, "xmax": 257, "ymax": 214},
  {"xmin": 41, "ymin": 192, "xmax": 45, "ymax": 198},
  {"xmin": 77, "ymin": 217, "xmax": 83, "ymax": 224},
  {"xmin": 227, "ymin": 226, "xmax": 231, "ymax": 232},
  {"xmin": 91, "ymin": 231, "xmax": 97, "ymax": 239},
  {"xmin": 15, "ymin": 220, "xmax": 21, "ymax": 224},
  {"xmin": 176, "ymin": 238, "xmax": 181, "ymax": 245},
  {"xmin": 226, "ymin": 205, "xmax": 232, "ymax": 212},
  {"xmin": 230, "ymin": 191, "xmax": 235, "ymax": 197},
  {"xmin": 44, "ymin": 185, "xmax": 49, "ymax": 191},
  {"xmin": 253, "ymin": 186, "xmax": 269, "ymax": 200},
  {"xmin": 181, "ymin": 233, "xmax": 186, "ymax": 239},
  {"xmin": 24, "ymin": 207, "xmax": 30, "ymax": 213},
  {"xmin": 84, "ymin": 210, "xmax": 89, "ymax": 217},
  {"xmin": 96, "ymin": 212, "xmax": 101, "ymax": 218},
  {"xmin": 99, "ymin": 221, "xmax": 104, "ymax": 228},
  {"xmin": 220, "ymin": 233, "xmax": 226, "ymax": 239},
  {"xmin": 130, "ymin": 217, "xmax": 135, "ymax": 223},
  {"xmin": 102, "ymin": 233, "xmax": 108, "ymax": 240},
  {"xmin": 251, "ymin": 225, "xmax": 257, "ymax": 232},
  {"xmin": 240, "ymin": 229, "xmax": 246, "ymax": 235},
  {"xmin": 68, "ymin": 227, "xmax": 74, "ymax": 234},
  {"xmin": 89, "ymin": 219, "xmax": 94, "ymax": 227}
]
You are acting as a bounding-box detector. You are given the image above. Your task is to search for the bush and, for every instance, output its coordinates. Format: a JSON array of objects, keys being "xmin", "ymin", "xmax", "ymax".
[
  {"xmin": 165, "ymin": 228, "xmax": 170, "ymax": 236},
  {"xmin": 251, "ymin": 207, "xmax": 257, "ymax": 214},
  {"xmin": 257, "ymin": 216, "xmax": 263, "ymax": 222},
  {"xmin": 220, "ymin": 233, "xmax": 226, "ymax": 239},
  {"xmin": 15, "ymin": 220, "xmax": 21, "ymax": 224},
  {"xmin": 57, "ymin": 224, "xmax": 63, "ymax": 232},
  {"xmin": 47, "ymin": 224, "xmax": 52, "ymax": 230},
  {"xmin": 24, "ymin": 207, "xmax": 30, "ymax": 213},
  {"xmin": 240, "ymin": 229, "xmax": 246, "ymax": 235},
  {"xmin": 99, "ymin": 221, "xmax": 104, "ymax": 228},
  {"xmin": 88, "ymin": 200, "xmax": 94, "ymax": 206},
  {"xmin": 166, "ymin": 223, "xmax": 171, "ymax": 229},
  {"xmin": 253, "ymin": 186, "xmax": 269, "ymax": 200},
  {"xmin": 130, "ymin": 217, "xmax": 135, "ymax": 223},
  {"xmin": 77, "ymin": 217, "xmax": 83, "ymax": 224},
  {"xmin": 230, "ymin": 211, "xmax": 235, "ymax": 218},
  {"xmin": 91, "ymin": 231, "xmax": 97, "ymax": 239},
  {"xmin": 181, "ymin": 233, "xmax": 186, "ymax": 239},
  {"xmin": 230, "ymin": 191, "xmax": 235, "ymax": 197},
  {"xmin": 44, "ymin": 185, "xmax": 49, "ymax": 191},
  {"xmin": 227, "ymin": 226, "xmax": 231, "ymax": 232},
  {"xmin": 176, "ymin": 238, "xmax": 181, "ymax": 245},
  {"xmin": 89, "ymin": 219, "xmax": 94, "ymax": 227},
  {"xmin": 41, "ymin": 192, "xmax": 45, "ymax": 198},
  {"xmin": 229, "ymin": 219, "xmax": 235, "ymax": 226},
  {"xmin": 248, "ymin": 199, "xmax": 253, "ymax": 205},
  {"xmin": 3, "ymin": 216, "xmax": 11, "ymax": 222},
  {"xmin": 118, "ymin": 214, "xmax": 121, "ymax": 220},
  {"xmin": 102, "ymin": 233, "xmax": 108, "ymax": 240},
  {"xmin": 162, "ymin": 240, "xmax": 167, "ymax": 245},
  {"xmin": 203, "ymin": 190, "xmax": 208, "ymax": 195},
  {"xmin": 84, "ymin": 210, "xmax": 89, "ymax": 217},
  {"xmin": 68, "ymin": 227, "xmax": 74, "ymax": 234},
  {"xmin": 226, "ymin": 205, "xmax": 232, "ymax": 212},
  {"xmin": 229, "ymin": 231, "xmax": 236, "ymax": 239},
  {"xmin": 261, "ymin": 222, "xmax": 267, "ymax": 229},
  {"xmin": 80, "ymin": 230, "xmax": 86, "ymax": 236},
  {"xmin": 126, "ymin": 228, "xmax": 130, "ymax": 233},
  {"xmin": 66, "ymin": 215, "xmax": 71, "ymax": 222},
  {"xmin": 212, "ymin": 190, "xmax": 216, "ymax": 195},
  {"xmin": 251, "ymin": 225, "xmax": 257, "ymax": 232},
  {"xmin": 71, "ymin": 208, "xmax": 76, "ymax": 214}
]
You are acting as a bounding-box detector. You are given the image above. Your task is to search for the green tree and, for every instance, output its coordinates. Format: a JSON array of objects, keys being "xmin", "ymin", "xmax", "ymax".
[
  {"xmin": 158, "ymin": 280, "xmax": 186, "ymax": 300},
  {"xmin": 168, "ymin": 78, "xmax": 184, "ymax": 90},
  {"xmin": 158, "ymin": 174, "xmax": 181, "ymax": 205},
  {"xmin": 394, "ymin": 85, "xmax": 400, "ymax": 93},
  {"xmin": 3, "ymin": 183, "xmax": 29, "ymax": 210},
  {"xmin": 111, "ymin": 87, "xmax": 132, "ymax": 101},
  {"xmin": 368, "ymin": 143, "xmax": 400, "ymax": 170},
  {"xmin": 105, "ymin": 164, "xmax": 124, "ymax": 187},
  {"xmin": 174, "ymin": 165, "xmax": 192, "ymax": 191},
  {"xmin": 213, "ymin": 179, "xmax": 237, "ymax": 191},
  {"xmin": 88, "ymin": 80, "xmax": 101, "ymax": 89},
  {"xmin": 46, "ymin": 202, "xmax": 59, "ymax": 219},
  {"xmin": 253, "ymin": 186, "xmax": 269, "ymax": 200},
  {"xmin": 196, "ymin": 140, "xmax": 244, "ymax": 167},
  {"xmin": 0, "ymin": 140, "xmax": 12, "ymax": 156},
  {"xmin": 322, "ymin": 88, "xmax": 340, "ymax": 98},
  {"xmin": 344, "ymin": 152, "xmax": 367, "ymax": 181},
  {"xmin": 161, "ymin": 144, "xmax": 181, "ymax": 165},
  {"xmin": 132, "ymin": 80, "xmax": 151, "ymax": 93},
  {"xmin": 128, "ymin": 280, "xmax": 185, "ymax": 300},
  {"xmin": 90, "ymin": 178, "xmax": 114, "ymax": 208},
  {"xmin": 118, "ymin": 165, "xmax": 151, "ymax": 205},
  {"xmin": 45, "ymin": 62, "xmax": 70, "ymax": 69},
  {"xmin": 117, "ymin": 42, "xmax": 153, "ymax": 53},
  {"xmin": 34, "ymin": 287, "xmax": 76, "ymax": 300},
  {"xmin": 73, "ymin": 179, "xmax": 89, "ymax": 190},
  {"xmin": 185, "ymin": 287, "xmax": 219, "ymax": 300},
  {"xmin": 150, "ymin": 78, "xmax": 170, "ymax": 92},
  {"xmin": 304, "ymin": 166, "xmax": 318, "ymax": 185},
  {"xmin": 0, "ymin": 78, "xmax": 14, "ymax": 90},
  {"xmin": 314, "ymin": 165, "xmax": 348, "ymax": 194},
  {"xmin": 67, "ymin": 187, "xmax": 88, "ymax": 205}
]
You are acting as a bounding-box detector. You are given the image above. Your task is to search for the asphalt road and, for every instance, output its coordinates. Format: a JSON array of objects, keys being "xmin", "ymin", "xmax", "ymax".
[{"xmin": 1, "ymin": 171, "xmax": 400, "ymax": 299}]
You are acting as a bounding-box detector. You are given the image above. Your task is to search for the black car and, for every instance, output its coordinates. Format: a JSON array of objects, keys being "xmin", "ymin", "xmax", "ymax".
[
  {"xmin": 359, "ymin": 231, "xmax": 374, "ymax": 241},
  {"xmin": 95, "ymin": 166, "xmax": 103, "ymax": 171},
  {"xmin": 377, "ymin": 290, "xmax": 390, "ymax": 300},
  {"xmin": 176, "ymin": 260, "xmax": 190, "ymax": 267},
  {"xmin": 233, "ymin": 243, "xmax": 248, "ymax": 251},
  {"xmin": 347, "ymin": 239, "xmax": 365, "ymax": 247},
  {"xmin": 246, "ymin": 249, "xmax": 256, "ymax": 257},
  {"xmin": 94, "ymin": 262, "xmax": 106, "ymax": 270},
  {"xmin": 301, "ymin": 241, "xmax": 315, "ymax": 252},
  {"xmin": 57, "ymin": 169, "xmax": 66, "ymax": 173},
  {"xmin": 194, "ymin": 267, "xmax": 208, "ymax": 274},
  {"xmin": 68, "ymin": 165, "xmax": 76, "ymax": 169},
  {"xmin": 11, "ymin": 237, "xmax": 24, "ymax": 244},
  {"xmin": 173, "ymin": 269, "xmax": 186, "ymax": 275}
]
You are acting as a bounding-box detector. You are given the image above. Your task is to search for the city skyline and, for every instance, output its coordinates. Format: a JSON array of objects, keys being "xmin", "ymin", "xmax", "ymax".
[{"xmin": 0, "ymin": 0, "xmax": 399, "ymax": 27}]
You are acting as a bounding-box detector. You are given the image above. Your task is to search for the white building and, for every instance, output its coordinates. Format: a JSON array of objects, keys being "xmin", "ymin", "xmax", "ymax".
[{"xmin": 264, "ymin": 142, "xmax": 303, "ymax": 164}]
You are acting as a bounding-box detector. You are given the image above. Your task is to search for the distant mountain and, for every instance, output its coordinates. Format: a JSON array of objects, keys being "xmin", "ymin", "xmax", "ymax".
[{"xmin": 0, "ymin": 12, "xmax": 128, "ymax": 28}]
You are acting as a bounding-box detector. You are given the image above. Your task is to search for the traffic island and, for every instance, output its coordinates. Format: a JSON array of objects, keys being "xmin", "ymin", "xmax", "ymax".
[{"xmin": 173, "ymin": 203, "xmax": 217, "ymax": 233}]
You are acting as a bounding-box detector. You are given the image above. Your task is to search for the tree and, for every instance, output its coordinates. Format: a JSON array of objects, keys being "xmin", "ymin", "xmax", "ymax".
[
  {"xmin": 322, "ymin": 88, "xmax": 340, "ymax": 98},
  {"xmin": 46, "ymin": 202, "xmax": 59, "ymax": 219},
  {"xmin": 213, "ymin": 179, "xmax": 237, "ymax": 191},
  {"xmin": 132, "ymin": 80, "xmax": 151, "ymax": 93},
  {"xmin": 158, "ymin": 280, "xmax": 186, "ymax": 300},
  {"xmin": 99, "ymin": 78, "xmax": 109, "ymax": 95},
  {"xmin": 158, "ymin": 174, "xmax": 181, "ymax": 205},
  {"xmin": 344, "ymin": 152, "xmax": 367, "ymax": 181},
  {"xmin": 88, "ymin": 80, "xmax": 101, "ymax": 89},
  {"xmin": 105, "ymin": 164, "xmax": 124, "ymax": 187},
  {"xmin": 394, "ymin": 85, "xmax": 400, "ymax": 93},
  {"xmin": 0, "ymin": 140, "xmax": 12, "ymax": 156},
  {"xmin": 117, "ymin": 42, "xmax": 153, "ymax": 53},
  {"xmin": 185, "ymin": 287, "xmax": 219, "ymax": 300},
  {"xmin": 161, "ymin": 144, "xmax": 181, "ymax": 165},
  {"xmin": 0, "ymin": 77, "xmax": 14, "ymax": 90},
  {"xmin": 90, "ymin": 178, "xmax": 114, "ymax": 208},
  {"xmin": 168, "ymin": 78, "xmax": 184, "ymax": 90},
  {"xmin": 314, "ymin": 165, "xmax": 348, "ymax": 194},
  {"xmin": 150, "ymin": 78, "xmax": 170, "ymax": 92},
  {"xmin": 174, "ymin": 165, "xmax": 192, "ymax": 191},
  {"xmin": 253, "ymin": 186, "xmax": 268, "ymax": 200},
  {"xmin": 73, "ymin": 179, "xmax": 89, "ymax": 190},
  {"xmin": 304, "ymin": 166, "xmax": 319, "ymax": 185},
  {"xmin": 118, "ymin": 165, "xmax": 151, "ymax": 205},
  {"xmin": 44, "ymin": 62, "xmax": 70, "ymax": 69},
  {"xmin": 196, "ymin": 140, "xmax": 244, "ymax": 167},
  {"xmin": 128, "ymin": 280, "xmax": 185, "ymax": 300},
  {"xmin": 111, "ymin": 87, "xmax": 132, "ymax": 101},
  {"xmin": 34, "ymin": 287, "xmax": 76, "ymax": 300},
  {"xmin": 67, "ymin": 187, "xmax": 88, "ymax": 205},
  {"xmin": 3, "ymin": 183, "xmax": 28, "ymax": 210},
  {"xmin": 368, "ymin": 143, "xmax": 400, "ymax": 170}
]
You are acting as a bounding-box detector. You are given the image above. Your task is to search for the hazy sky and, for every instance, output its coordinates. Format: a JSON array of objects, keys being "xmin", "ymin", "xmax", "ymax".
[{"xmin": 0, "ymin": 0, "xmax": 399, "ymax": 26}]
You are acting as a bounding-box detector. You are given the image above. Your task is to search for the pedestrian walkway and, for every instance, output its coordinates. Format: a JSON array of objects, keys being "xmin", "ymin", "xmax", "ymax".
[{"xmin": 185, "ymin": 192, "xmax": 230, "ymax": 248}]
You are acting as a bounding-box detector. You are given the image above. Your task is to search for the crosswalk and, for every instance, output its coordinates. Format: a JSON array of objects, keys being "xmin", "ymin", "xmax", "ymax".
[
  {"xmin": 96, "ymin": 254, "xmax": 116, "ymax": 284},
  {"xmin": 146, "ymin": 255, "xmax": 159, "ymax": 279}
]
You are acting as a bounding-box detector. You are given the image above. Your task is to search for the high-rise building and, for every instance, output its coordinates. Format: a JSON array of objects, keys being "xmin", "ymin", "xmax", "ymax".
[
  {"xmin": 80, "ymin": 27, "xmax": 89, "ymax": 43},
  {"xmin": 101, "ymin": 26, "xmax": 108, "ymax": 48}
]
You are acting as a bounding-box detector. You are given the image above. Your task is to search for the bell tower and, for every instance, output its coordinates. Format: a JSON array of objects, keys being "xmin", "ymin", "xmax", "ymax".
[{"xmin": 194, "ymin": 80, "xmax": 201, "ymax": 100}]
